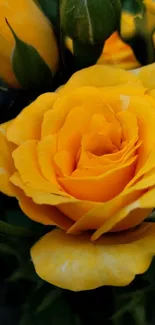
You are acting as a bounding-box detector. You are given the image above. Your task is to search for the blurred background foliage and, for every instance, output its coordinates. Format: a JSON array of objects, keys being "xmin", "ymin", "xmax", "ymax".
[{"xmin": 1, "ymin": 0, "xmax": 155, "ymax": 324}]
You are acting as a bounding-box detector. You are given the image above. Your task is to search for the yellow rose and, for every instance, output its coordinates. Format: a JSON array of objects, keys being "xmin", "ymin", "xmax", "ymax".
[
  {"xmin": 2, "ymin": 65, "xmax": 155, "ymax": 291},
  {"xmin": 0, "ymin": 0, "xmax": 58, "ymax": 88}
]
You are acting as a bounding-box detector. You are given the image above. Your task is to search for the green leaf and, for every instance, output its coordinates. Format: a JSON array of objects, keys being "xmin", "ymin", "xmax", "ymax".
[
  {"xmin": 36, "ymin": 288, "xmax": 63, "ymax": 313},
  {"xmin": 73, "ymin": 40, "xmax": 103, "ymax": 69},
  {"xmin": 0, "ymin": 220, "xmax": 35, "ymax": 238},
  {"xmin": 19, "ymin": 286, "xmax": 78, "ymax": 325},
  {"xmin": 6, "ymin": 19, "xmax": 53, "ymax": 90},
  {"xmin": 19, "ymin": 305, "xmax": 37, "ymax": 325},
  {"xmin": 36, "ymin": 0, "xmax": 60, "ymax": 31},
  {"xmin": 60, "ymin": 0, "xmax": 121, "ymax": 45}
]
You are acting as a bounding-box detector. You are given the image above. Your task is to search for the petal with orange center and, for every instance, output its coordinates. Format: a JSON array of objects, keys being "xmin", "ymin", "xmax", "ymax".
[
  {"xmin": 31, "ymin": 223, "xmax": 155, "ymax": 291},
  {"xmin": 0, "ymin": 124, "xmax": 15, "ymax": 196},
  {"xmin": 59, "ymin": 156, "xmax": 137, "ymax": 202},
  {"xmin": 78, "ymin": 140, "xmax": 141, "ymax": 170},
  {"xmin": 12, "ymin": 140, "xmax": 63, "ymax": 195},
  {"xmin": 82, "ymin": 132, "xmax": 117, "ymax": 156},
  {"xmin": 7, "ymin": 93, "xmax": 57, "ymax": 145},
  {"xmin": 58, "ymin": 65, "xmax": 142, "ymax": 97},
  {"xmin": 68, "ymin": 148, "xmax": 155, "ymax": 234},
  {"xmin": 86, "ymin": 113, "xmax": 121, "ymax": 148}
]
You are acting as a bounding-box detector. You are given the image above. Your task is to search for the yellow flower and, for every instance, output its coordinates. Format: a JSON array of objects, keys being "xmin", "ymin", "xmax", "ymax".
[
  {"xmin": 0, "ymin": 0, "xmax": 58, "ymax": 88},
  {"xmin": 98, "ymin": 31, "xmax": 140, "ymax": 70},
  {"xmin": 2, "ymin": 64, "xmax": 155, "ymax": 291}
]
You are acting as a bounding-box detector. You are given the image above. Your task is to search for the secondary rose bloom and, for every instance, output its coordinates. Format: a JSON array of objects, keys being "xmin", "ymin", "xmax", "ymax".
[
  {"xmin": 0, "ymin": 0, "xmax": 58, "ymax": 88},
  {"xmin": 2, "ymin": 65, "xmax": 155, "ymax": 291},
  {"xmin": 98, "ymin": 31, "xmax": 140, "ymax": 70}
]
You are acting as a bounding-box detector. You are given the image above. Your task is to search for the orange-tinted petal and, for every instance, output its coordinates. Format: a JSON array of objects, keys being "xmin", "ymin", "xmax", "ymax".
[
  {"xmin": 53, "ymin": 151, "xmax": 75, "ymax": 177},
  {"xmin": 31, "ymin": 223, "xmax": 155, "ymax": 291},
  {"xmin": 59, "ymin": 156, "xmax": 137, "ymax": 202},
  {"xmin": 58, "ymin": 201, "xmax": 93, "ymax": 222},
  {"xmin": 7, "ymin": 93, "xmax": 57, "ymax": 145}
]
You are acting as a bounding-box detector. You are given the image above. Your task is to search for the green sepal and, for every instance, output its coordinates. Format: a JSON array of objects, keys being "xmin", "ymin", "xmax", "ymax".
[
  {"xmin": 60, "ymin": 0, "xmax": 121, "ymax": 45},
  {"xmin": 73, "ymin": 40, "xmax": 103, "ymax": 70},
  {"xmin": 6, "ymin": 19, "xmax": 53, "ymax": 90}
]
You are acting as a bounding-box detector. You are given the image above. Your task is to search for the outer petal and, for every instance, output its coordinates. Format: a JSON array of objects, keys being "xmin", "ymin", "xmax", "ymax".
[
  {"xmin": 0, "ymin": 123, "xmax": 15, "ymax": 196},
  {"xmin": 14, "ymin": 188, "xmax": 73, "ymax": 230},
  {"xmin": 31, "ymin": 223, "xmax": 155, "ymax": 291},
  {"xmin": 132, "ymin": 63, "xmax": 155, "ymax": 89},
  {"xmin": 7, "ymin": 93, "xmax": 57, "ymax": 145},
  {"xmin": 58, "ymin": 65, "xmax": 142, "ymax": 97},
  {"xmin": 12, "ymin": 140, "xmax": 64, "ymax": 195}
]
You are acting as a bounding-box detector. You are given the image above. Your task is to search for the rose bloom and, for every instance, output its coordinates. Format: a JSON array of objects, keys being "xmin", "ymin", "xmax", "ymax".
[
  {"xmin": 0, "ymin": 0, "xmax": 58, "ymax": 88},
  {"xmin": 1, "ymin": 64, "xmax": 155, "ymax": 291}
]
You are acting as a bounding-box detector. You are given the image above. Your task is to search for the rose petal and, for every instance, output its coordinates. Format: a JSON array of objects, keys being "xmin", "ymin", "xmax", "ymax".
[
  {"xmin": 99, "ymin": 32, "xmax": 140, "ymax": 69},
  {"xmin": 7, "ymin": 93, "xmax": 57, "ymax": 145},
  {"xmin": 57, "ymin": 106, "xmax": 90, "ymax": 154},
  {"xmin": 92, "ymin": 203, "xmax": 151, "ymax": 240},
  {"xmin": 31, "ymin": 223, "xmax": 155, "ymax": 291},
  {"xmin": 128, "ymin": 96, "xmax": 155, "ymax": 171},
  {"xmin": 12, "ymin": 140, "xmax": 63, "ymax": 195},
  {"xmin": 10, "ymin": 172, "xmax": 74, "ymax": 205},
  {"xmin": 0, "ymin": 123, "xmax": 15, "ymax": 196},
  {"xmin": 58, "ymin": 65, "xmax": 142, "ymax": 97},
  {"xmin": 133, "ymin": 63, "xmax": 155, "ymax": 89},
  {"xmin": 17, "ymin": 190, "xmax": 73, "ymax": 229},
  {"xmin": 68, "ymin": 149, "xmax": 155, "ymax": 235},
  {"xmin": 53, "ymin": 151, "xmax": 75, "ymax": 177},
  {"xmin": 59, "ymin": 156, "xmax": 137, "ymax": 201},
  {"xmin": 37, "ymin": 135, "xmax": 59, "ymax": 185},
  {"xmin": 58, "ymin": 201, "xmax": 93, "ymax": 222}
]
